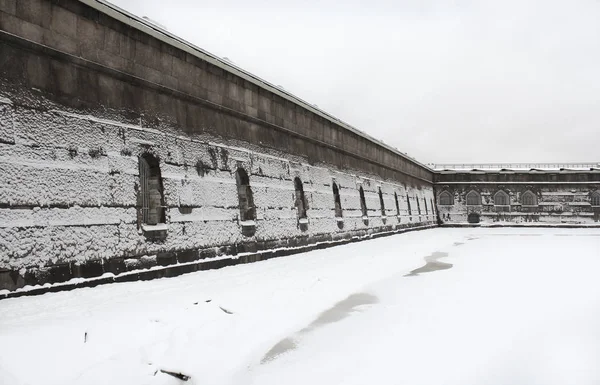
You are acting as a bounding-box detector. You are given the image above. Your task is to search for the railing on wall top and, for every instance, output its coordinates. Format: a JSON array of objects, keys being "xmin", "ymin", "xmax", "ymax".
[{"xmin": 430, "ymin": 163, "xmax": 600, "ymax": 170}]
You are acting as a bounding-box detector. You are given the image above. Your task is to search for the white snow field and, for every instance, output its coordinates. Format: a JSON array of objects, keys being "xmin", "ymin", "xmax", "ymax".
[{"xmin": 1, "ymin": 228, "xmax": 600, "ymax": 385}]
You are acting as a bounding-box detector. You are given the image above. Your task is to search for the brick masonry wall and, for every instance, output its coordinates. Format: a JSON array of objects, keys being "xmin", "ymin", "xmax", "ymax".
[{"xmin": 0, "ymin": 0, "xmax": 436, "ymax": 291}]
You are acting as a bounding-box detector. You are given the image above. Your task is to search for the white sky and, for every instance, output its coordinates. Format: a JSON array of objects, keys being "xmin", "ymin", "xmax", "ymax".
[{"xmin": 109, "ymin": 0, "xmax": 600, "ymax": 165}]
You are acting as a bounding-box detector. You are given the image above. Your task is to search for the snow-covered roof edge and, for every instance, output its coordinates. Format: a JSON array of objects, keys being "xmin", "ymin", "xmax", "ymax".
[
  {"xmin": 430, "ymin": 163, "xmax": 600, "ymax": 172},
  {"xmin": 79, "ymin": 0, "xmax": 433, "ymax": 173}
]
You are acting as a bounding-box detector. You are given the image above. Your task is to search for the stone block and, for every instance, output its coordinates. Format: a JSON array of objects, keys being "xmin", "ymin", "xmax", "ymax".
[
  {"xmin": 0, "ymin": 270, "xmax": 24, "ymax": 291},
  {"xmin": 43, "ymin": 28, "xmax": 79, "ymax": 56},
  {"xmin": 77, "ymin": 16, "xmax": 104, "ymax": 56},
  {"xmin": 15, "ymin": 0, "xmax": 51, "ymax": 28},
  {"xmin": 177, "ymin": 249, "xmax": 198, "ymax": 263},
  {"xmin": 200, "ymin": 248, "xmax": 217, "ymax": 259},
  {"xmin": 76, "ymin": 260, "xmax": 104, "ymax": 279},
  {"xmin": 0, "ymin": 0, "xmax": 16, "ymax": 15},
  {"xmin": 50, "ymin": 4, "xmax": 77, "ymax": 39},
  {"xmin": 0, "ymin": 12, "xmax": 45, "ymax": 43},
  {"xmin": 155, "ymin": 252, "xmax": 176, "ymax": 266},
  {"xmin": 49, "ymin": 263, "xmax": 72, "ymax": 283},
  {"xmin": 105, "ymin": 257, "xmax": 126, "ymax": 275}
]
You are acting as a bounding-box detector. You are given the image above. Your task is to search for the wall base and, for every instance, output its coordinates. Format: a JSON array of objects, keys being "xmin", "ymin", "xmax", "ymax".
[{"xmin": 0, "ymin": 223, "xmax": 436, "ymax": 300}]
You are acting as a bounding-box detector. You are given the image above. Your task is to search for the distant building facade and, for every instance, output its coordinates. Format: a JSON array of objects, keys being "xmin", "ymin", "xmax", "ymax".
[{"xmin": 433, "ymin": 164, "xmax": 600, "ymax": 225}]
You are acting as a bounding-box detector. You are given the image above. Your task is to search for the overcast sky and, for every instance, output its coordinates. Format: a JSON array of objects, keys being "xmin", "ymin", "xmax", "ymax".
[{"xmin": 110, "ymin": 0, "xmax": 600, "ymax": 165}]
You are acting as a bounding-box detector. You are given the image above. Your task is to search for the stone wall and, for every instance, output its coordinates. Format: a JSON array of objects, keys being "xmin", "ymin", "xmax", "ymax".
[
  {"xmin": 0, "ymin": 0, "xmax": 435, "ymax": 291},
  {"xmin": 434, "ymin": 171, "xmax": 600, "ymax": 224}
]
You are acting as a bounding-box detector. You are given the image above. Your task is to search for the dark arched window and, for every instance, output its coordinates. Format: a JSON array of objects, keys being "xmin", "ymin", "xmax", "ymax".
[
  {"xmin": 406, "ymin": 194, "xmax": 412, "ymax": 215},
  {"xmin": 236, "ymin": 168, "xmax": 256, "ymax": 221},
  {"xmin": 592, "ymin": 191, "xmax": 600, "ymax": 206},
  {"xmin": 294, "ymin": 177, "xmax": 307, "ymax": 219},
  {"xmin": 359, "ymin": 186, "xmax": 368, "ymax": 217},
  {"xmin": 394, "ymin": 192, "xmax": 400, "ymax": 216},
  {"xmin": 424, "ymin": 198, "xmax": 428, "ymax": 214},
  {"xmin": 438, "ymin": 191, "xmax": 453, "ymax": 205},
  {"xmin": 466, "ymin": 190, "xmax": 481, "ymax": 206},
  {"xmin": 494, "ymin": 190, "xmax": 510, "ymax": 206},
  {"xmin": 378, "ymin": 187, "xmax": 385, "ymax": 216},
  {"xmin": 332, "ymin": 182, "xmax": 343, "ymax": 218},
  {"xmin": 138, "ymin": 153, "xmax": 165, "ymax": 225},
  {"xmin": 416, "ymin": 197, "xmax": 421, "ymax": 215},
  {"xmin": 522, "ymin": 190, "xmax": 537, "ymax": 206}
]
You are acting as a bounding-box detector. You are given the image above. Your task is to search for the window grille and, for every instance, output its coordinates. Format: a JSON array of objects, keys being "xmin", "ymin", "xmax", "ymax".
[
  {"xmin": 236, "ymin": 168, "xmax": 256, "ymax": 221},
  {"xmin": 138, "ymin": 153, "xmax": 165, "ymax": 225},
  {"xmin": 359, "ymin": 186, "xmax": 368, "ymax": 217},
  {"xmin": 378, "ymin": 187, "xmax": 385, "ymax": 216},
  {"xmin": 332, "ymin": 182, "xmax": 343, "ymax": 217}
]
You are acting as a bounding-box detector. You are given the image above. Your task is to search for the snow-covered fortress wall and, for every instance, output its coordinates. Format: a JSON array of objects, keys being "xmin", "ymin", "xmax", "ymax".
[
  {"xmin": 0, "ymin": 0, "xmax": 436, "ymax": 291},
  {"xmin": 434, "ymin": 166, "xmax": 600, "ymax": 225}
]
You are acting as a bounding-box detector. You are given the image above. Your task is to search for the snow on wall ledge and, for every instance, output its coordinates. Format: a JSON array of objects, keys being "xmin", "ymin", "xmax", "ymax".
[
  {"xmin": 0, "ymin": 91, "xmax": 435, "ymax": 291},
  {"xmin": 0, "ymin": 0, "xmax": 437, "ymax": 291}
]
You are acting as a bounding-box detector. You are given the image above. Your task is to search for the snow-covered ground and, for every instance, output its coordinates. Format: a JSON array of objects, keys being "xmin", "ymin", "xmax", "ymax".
[{"xmin": 1, "ymin": 228, "xmax": 599, "ymax": 385}]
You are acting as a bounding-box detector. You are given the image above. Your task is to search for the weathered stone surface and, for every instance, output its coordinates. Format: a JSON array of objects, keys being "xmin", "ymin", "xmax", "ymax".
[{"xmin": 0, "ymin": 0, "xmax": 438, "ymax": 293}]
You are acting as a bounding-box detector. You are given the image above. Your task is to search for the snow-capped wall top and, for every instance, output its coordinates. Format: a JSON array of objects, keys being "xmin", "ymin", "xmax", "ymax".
[{"xmin": 431, "ymin": 163, "xmax": 600, "ymax": 172}]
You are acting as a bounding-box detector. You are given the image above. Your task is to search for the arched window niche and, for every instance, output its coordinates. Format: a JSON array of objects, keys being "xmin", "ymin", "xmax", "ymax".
[
  {"xmin": 591, "ymin": 191, "xmax": 600, "ymax": 206},
  {"xmin": 359, "ymin": 185, "xmax": 368, "ymax": 225},
  {"xmin": 332, "ymin": 182, "xmax": 343, "ymax": 229},
  {"xmin": 294, "ymin": 177, "xmax": 308, "ymax": 229},
  {"xmin": 236, "ymin": 168, "xmax": 257, "ymax": 236},
  {"xmin": 494, "ymin": 190, "xmax": 510, "ymax": 212},
  {"xmin": 138, "ymin": 153, "xmax": 167, "ymax": 237},
  {"xmin": 406, "ymin": 194, "xmax": 412, "ymax": 217},
  {"xmin": 466, "ymin": 190, "xmax": 481, "ymax": 206},
  {"xmin": 332, "ymin": 182, "xmax": 343, "ymax": 218},
  {"xmin": 438, "ymin": 191, "xmax": 453, "ymax": 206},
  {"xmin": 424, "ymin": 198, "xmax": 428, "ymax": 215},
  {"xmin": 378, "ymin": 187, "xmax": 386, "ymax": 217},
  {"xmin": 394, "ymin": 192, "xmax": 400, "ymax": 218},
  {"xmin": 521, "ymin": 190, "xmax": 538, "ymax": 207}
]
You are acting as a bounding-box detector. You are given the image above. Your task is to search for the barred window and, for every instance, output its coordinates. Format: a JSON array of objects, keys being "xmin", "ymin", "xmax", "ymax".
[
  {"xmin": 494, "ymin": 190, "xmax": 510, "ymax": 206},
  {"xmin": 466, "ymin": 190, "xmax": 481, "ymax": 206},
  {"xmin": 294, "ymin": 177, "xmax": 308, "ymax": 219},
  {"xmin": 236, "ymin": 168, "xmax": 256, "ymax": 221},
  {"xmin": 359, "ymin": 186, "xmax": 368, "ymax": 217},
  {"xmin": 438, "ymin": 191, "xmax": 453, "ymax": 205},
  {"xmin": 332, "ymin": 182, "xmax": 343, "ymax": 218},
  {"xmin": 378, "ymin": 187, "xmax": 386, "ymax": 216},
  {"xmin": 522, "ymin": 191, "xmax": 537, "ymax": 206},
  {"xmin": 138, "ymin": 153, "xmax": 165, "ymax": 225}
]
